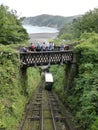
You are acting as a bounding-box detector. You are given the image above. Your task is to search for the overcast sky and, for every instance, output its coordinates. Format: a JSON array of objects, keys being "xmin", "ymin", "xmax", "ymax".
[{"xmin": 0, "ymin": 0, "xmax": 98, "ymax": 17}]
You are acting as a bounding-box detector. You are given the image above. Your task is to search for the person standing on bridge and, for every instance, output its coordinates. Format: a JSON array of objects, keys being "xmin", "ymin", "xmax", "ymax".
[
  {"xmin": 31, "ymin": 43, "xmax": 35, "ymax": 51},
  {"xmin": 48, "ymin": 42, "xmax": 53, "ymax": 51},
  {"xmin": 42, "ymin": 42, "xmax": 46, "ymax": 51},
  {"xmin": 60, "ymin": 43, "xmax": 65, "ymax": 51},
  {"xmin": 21, "ymin": 47, "xmax": 27, "ymax": 52},
  {"xmin": 36, "ymin": 42, "xmax": 41, "ymax": 51}
]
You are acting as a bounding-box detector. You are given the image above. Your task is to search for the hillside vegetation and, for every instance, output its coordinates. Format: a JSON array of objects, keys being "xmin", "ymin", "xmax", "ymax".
[
  {"xmin": 50, "ymin": 8, "xmax": 98, "ymax": 130},
  {"xmin": 23, "ymin": 14, "xmax": 80, "ymax": 30},
  {"xmin": 0, "ymin": 5, "xmax": 29, "ymax": 45},
  {"xmin": 0, "ymin": 5, "xmax": 41, "ymax": 130},
  {"xmin": 0, "ymin": 45, "xmax": 41, "ymax": 130},
  {"xmin": 50, "ymin": 32, "xmax": 98, "ymax": 130},
  {"xmin": 58, "ymin": 8, "xmax": 98, "ymax": 40}
]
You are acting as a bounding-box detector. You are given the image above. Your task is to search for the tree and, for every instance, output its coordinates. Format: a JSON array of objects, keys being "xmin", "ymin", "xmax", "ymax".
[
  {"xmin": 0, "ymin": 5, "xmax": 29, "ymax": 45},
  {"xmin": 73, "ymin": 8, "xmax": 98, "ymax": 38}
]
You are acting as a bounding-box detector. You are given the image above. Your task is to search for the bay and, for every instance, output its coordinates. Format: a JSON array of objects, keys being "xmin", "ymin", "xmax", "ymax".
[{"xmin": 23, "ymin": 24, "xmax": 59, "ymax": 34}]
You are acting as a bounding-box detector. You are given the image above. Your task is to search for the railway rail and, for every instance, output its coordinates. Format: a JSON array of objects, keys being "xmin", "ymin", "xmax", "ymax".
[{"xmin": 18, "ymin": 82, "xmax": 76, "ymax": 130}]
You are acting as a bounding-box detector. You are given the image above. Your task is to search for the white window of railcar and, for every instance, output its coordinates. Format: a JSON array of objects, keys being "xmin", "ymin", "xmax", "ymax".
[{"xmin": 45, "ymin": 73, "xmax": 53, "ymax": 83}]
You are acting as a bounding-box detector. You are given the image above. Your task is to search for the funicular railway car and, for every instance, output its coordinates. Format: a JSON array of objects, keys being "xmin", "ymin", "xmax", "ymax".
[{"xmin": 44, "ymin": 73, "xmax": 54, "ymax": 91}]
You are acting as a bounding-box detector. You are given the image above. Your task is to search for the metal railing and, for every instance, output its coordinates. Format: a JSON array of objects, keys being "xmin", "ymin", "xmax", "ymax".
[{"xmin": 20, "ymin": 50, "xmax": 73, "ymax": 67}]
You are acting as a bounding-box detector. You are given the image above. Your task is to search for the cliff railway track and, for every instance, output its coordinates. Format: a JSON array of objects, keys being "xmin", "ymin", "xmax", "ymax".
[{"xmin": 18, "ymin": 82, "xmax": 76, "ymax": 130}]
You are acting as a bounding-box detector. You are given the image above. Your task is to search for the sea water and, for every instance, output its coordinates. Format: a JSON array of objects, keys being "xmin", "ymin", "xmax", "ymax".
[{"xmin": 22, "ymin": 24, "xmax": 59, "ymax": 34}]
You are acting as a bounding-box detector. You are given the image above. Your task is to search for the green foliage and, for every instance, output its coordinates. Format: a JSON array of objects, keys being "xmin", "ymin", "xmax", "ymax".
[
  {"xmin": 27, "ymin": 67, "xmax": 41, "ymax": 96},
  {"xmin": 58, "ymin": 22, "xmax": 75, "ymax": 40},
  {"xmin": 59, "ymin": 33, "xmax": 72, "ymax": 40},
  {"xmin": 51, "ymin": 9, "xmax": 98, "ymax": 130},
  {"xmin": 91, "ymin": 117, "xmax": 98, "ymax": 130},
  {"xmin": 73, "ymin": 8, "xmax": 98, "ymax": 38},
  {"xmin": 0, "ymin": 47, "xmax": 24, "ymax": 129},
  {"xmin": 0, "ymin": 45, "xmax": 40, "ymax": 130},
  {"xmin": 0, "ymin": 4, "xmax": 29, "ymax": 45},
  {"xmin": 59, "ymin": 8, "xmax": 98, "ymax": 40},
  {"xmin": 63, "ymin": 32, "xmax": 98, "ymax": 130},
  {"xmin": 53, "ymin": 38, "xmax": 62, "ymax": 45},
  {"xmin": 51, "ymin": 32, "xmax": 98, "ymax": 130},
  {"xmin": 49, "ymin": 65, "xmax": 65, "ymax": 97}
]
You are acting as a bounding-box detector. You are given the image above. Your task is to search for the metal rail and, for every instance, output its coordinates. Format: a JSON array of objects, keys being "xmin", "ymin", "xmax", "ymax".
[
  {"xmin": 48, "ymin": 91, "xmax": 57, "ymax": 130},
  {"xmin": 18, "ymin": 83, "xmax": 76, "ymax": 130},
  {"xmin": 40, "ymin": 91, "xmax": 44, "ymax": 130}
]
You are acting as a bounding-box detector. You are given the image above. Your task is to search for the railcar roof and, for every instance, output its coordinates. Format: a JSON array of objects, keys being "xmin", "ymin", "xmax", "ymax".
[{"xmin": 45, "ymin": 73, "xmax": 53, "ymax": 82}]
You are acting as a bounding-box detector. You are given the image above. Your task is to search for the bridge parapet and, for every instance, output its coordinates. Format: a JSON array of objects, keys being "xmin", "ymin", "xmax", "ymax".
[{"xmin": 20, "ymin": 51, "xmax": 73, "ymax": 67}]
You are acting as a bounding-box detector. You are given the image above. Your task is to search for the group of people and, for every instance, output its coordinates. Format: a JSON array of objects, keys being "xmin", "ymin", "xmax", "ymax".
[
  {"xmin": 21, "ymin": 41, "xmax": 69, "ymax": 52},
  {"xmin": 30, "ymin": 41, "xmax": 54, "ymax": 52}
]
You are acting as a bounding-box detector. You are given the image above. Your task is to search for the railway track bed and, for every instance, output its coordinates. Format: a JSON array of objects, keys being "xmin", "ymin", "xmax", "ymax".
[{"xmin": 18, "ymin": 84, "xmax": 76, "ymax": 130}]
